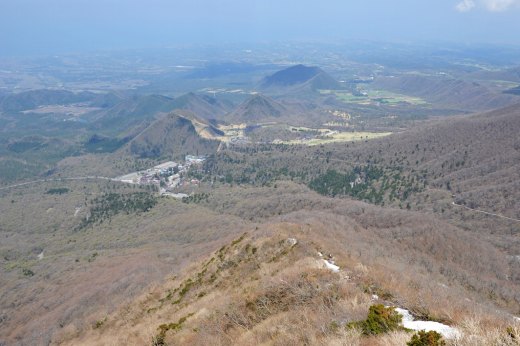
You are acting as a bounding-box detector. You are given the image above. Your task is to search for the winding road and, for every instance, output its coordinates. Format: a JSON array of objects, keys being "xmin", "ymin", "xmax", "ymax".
[
  {"xmin": 451, "ymin": 201, "xmax": 520, "ymax": 223},
  {"xmin": 2, "ymin": 176, "xmax": 518, "ymax": 224},
  {"xmin": 0, "ymin": 176, "xmax": 121, "ymax": 191}
]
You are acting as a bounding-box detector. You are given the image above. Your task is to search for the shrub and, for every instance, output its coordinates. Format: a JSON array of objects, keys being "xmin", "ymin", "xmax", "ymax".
[
  {"xmin": 93, "ymin": 317, "xmax": 107, "ymax": 329},
  {"xmin": 151, "ymin": 334, "xmax": 165, "ymax": 346},
  {"xmin": 347, "ymin": 304, "xmax": 402, "ymax": 335},
  {"xmin": 46, "ymin": 187, "xmax": 69, "ymax": 195},
  {"xmin": 22, "ymin": 268, "xmax": 35, "ymax": 277},
  {"xmin": 407, "ymin": 330, "xmax": 446, "ymax": 346},
  {"xmin": 154, "ymin": 313, "xmax": 194, "ymax": 345}
]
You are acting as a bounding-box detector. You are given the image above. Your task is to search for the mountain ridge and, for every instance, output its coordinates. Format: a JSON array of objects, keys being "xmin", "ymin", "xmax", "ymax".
[
  {"xmin": 260, "ymin": 64, "xmax": 341, "ymax": 92},
  {"xmin": 123, "ymin": 112, "xmax": 220, "ymax": 159},
  {"xmin": 226, "ymin": 94, "xmax": 287, "ymax": 123}
]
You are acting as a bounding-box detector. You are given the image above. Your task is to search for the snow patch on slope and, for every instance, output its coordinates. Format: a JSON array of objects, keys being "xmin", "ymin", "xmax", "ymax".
[
  {"xmin": 323, "ymin": 259, "xmax": 340, "ymax": 272},
  {"xmin": 395, "ymin": 307, "xmax": 461, "ymax": 339}
]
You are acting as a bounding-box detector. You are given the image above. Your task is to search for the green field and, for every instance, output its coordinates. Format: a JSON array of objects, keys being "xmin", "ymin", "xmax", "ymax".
[
  {"xmin": 278, "ymin": 131, "xmax": 392, "ymax": 146},
  {"xmin": 320, "ymin": 89, "xmax": 428, "ymax": 106}
]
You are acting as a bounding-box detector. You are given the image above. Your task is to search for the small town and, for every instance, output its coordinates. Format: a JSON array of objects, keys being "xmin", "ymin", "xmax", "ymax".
[{"xmin": 114, "ymin": 155, "xmax": 206, "ymax": 199}]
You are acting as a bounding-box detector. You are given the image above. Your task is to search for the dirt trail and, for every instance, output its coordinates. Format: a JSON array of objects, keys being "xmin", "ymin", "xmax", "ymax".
[
  {"xmin": 452, "ymin": 201, "xmax": 520, "ymax": 223},
  {"xmin": 0, "ymin": 176, "xmax": 120, "ymax": 191}
]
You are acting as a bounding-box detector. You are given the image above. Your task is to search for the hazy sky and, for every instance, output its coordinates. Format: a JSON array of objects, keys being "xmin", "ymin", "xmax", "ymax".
[{"xmin": 1, "ymin": 0, "xmax": 520, "ymax": 56}]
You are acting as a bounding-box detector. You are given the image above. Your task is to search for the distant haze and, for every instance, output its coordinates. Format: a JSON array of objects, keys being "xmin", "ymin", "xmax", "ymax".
[{"xmin": 1, "ymin": 0, "xmax": 520, "ymax": 56}]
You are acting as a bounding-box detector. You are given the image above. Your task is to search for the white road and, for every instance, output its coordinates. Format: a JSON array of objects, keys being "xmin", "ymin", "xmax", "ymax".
[
  {"xmin": 2, "ymin": 176, "xmax": 518, "ymax": 225},
  {"xmin": 452, "ymin": 201, "xmax": 520, "ymax": 223},
  {"xmin": 0, "ymin": 176, "xmax": 122, "ymax": 191}
]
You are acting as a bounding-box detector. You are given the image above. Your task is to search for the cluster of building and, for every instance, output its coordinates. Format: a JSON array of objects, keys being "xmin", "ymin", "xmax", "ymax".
[{"xmin": 115, "ymin": 155, "xmax": 206, "ymax": 198}]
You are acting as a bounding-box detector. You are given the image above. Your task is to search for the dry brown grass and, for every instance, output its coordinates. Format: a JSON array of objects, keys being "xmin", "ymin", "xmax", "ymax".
[
  {"xmin": 449, "ymin": 318, "xmax": 520, "ymax": 346},
  {"xmin": 62, "ymin": 222, "xmax": 520, "ymax": 346},
  {"xmin": 0, "ymin": 180, "xmax": 250, "ymax": 345},
  {"xmin": 361, "ymin": 331, "xmax": 411, "ymax": 346},
  {"xmin": 4, "ymin": 177, "xmax": 519, "ymax": 346}
]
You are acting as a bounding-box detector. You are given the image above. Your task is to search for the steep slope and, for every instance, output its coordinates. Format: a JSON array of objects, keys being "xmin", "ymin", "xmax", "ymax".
[
  {"xmin": 170, "ymin": 92, "xmax": 232, "ymax": 120},
  {"xmin": 372, "ymin": 74, "xmax": 519, "ymax": 111},
  {"xmin": 226, "ymin": 94, "xmax": 287, "ymax": 123},
  {"xmin": 123, "ymin": 112, "xmax": 220, "ymax": 159},
  {"xmin": 2, "ymin": 177, "xmax": 519, "ymax": 345},
  {"xmin": 260, "ymin": 64, "xmax": 341, "ymax": 91},
  {"xmin": 186, "ymin": 113, "xmax": 225, "ymax": 139},
  {"xmin": 344, "ymin": 103, "xmax": 520, "ymax": 219},
  {"xmin": 88, "ymin": 94, "xmax": 178, "ymax": 133},
  {"xmin": 63, "ymin": 184, "xmax": 520, "ymax": 345},
  {"xmin": 0, "ymin": 181, "xmax": 249, "ymax": 346},
  {"xmin": 205, "ymin": 102, "xmax": 520, "ymax": 238}
]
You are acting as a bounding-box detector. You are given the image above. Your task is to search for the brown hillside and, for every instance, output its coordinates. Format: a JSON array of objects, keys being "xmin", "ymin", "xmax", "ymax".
[
  {"xmin": 226, "ymin": 94, "xmax": 287, "ymax": 123},
  {"xmin": 124, "ymin": 113, "xmax": 220, "ymax": 159},
  {"xmin": 344, "ymin": 103, "xmax": 520, "ymax": 219},
  {"xmin": 171, "ymin": 93, "xmax": 233, "ymax": 121},
  {"xmin": 63, "ymin": 184, "xmax": 520, "ymax": 345}
]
